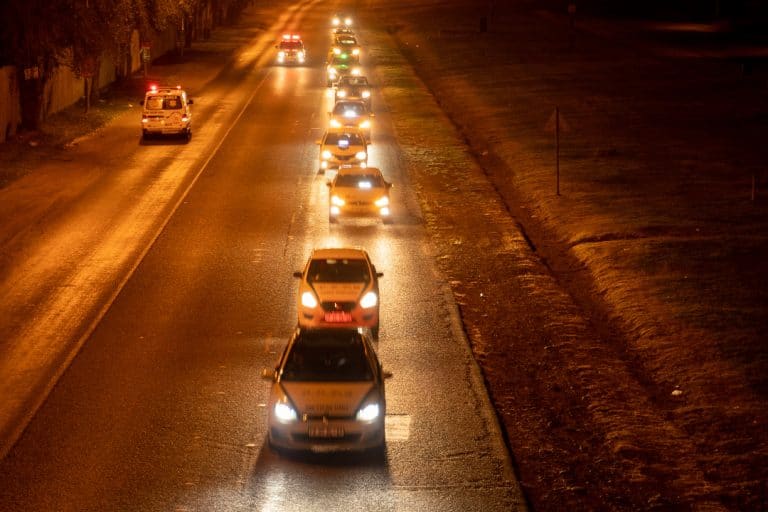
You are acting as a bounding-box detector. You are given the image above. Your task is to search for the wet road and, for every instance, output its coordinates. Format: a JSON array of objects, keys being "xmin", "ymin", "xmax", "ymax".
[{"xmin": 0, "ymin": 3, "xmax": 523, "ymax": 511}]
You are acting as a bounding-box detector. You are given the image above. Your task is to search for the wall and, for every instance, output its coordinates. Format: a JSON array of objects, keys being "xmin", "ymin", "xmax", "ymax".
[
  {"xmin": 0, "ymin": 27, "xmax": 177, "ymax": 143},
  {"xmin": 0, "ymin": 66, "xmax": 21, "ymax": 141}
]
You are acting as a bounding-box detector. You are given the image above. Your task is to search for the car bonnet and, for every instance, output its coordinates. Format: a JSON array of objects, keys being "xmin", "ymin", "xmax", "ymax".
[
  {"xmin": 311, "ymin": 281, "xmax": 367, "ymax": 301},
  {"xmin": 281, "ymin": 382, "xmax": 374, "ymax": 416}
]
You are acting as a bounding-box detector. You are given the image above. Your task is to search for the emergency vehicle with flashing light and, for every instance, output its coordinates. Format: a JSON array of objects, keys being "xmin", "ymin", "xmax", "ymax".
[{"xmin": 140, "ymin": 84, "xmax": 193, "ymax": 141}]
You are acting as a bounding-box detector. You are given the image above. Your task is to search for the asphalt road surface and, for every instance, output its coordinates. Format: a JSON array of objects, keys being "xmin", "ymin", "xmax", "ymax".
[{"xmin": 0, "ymin": 3, "xmax": 524, "ymax": 511}]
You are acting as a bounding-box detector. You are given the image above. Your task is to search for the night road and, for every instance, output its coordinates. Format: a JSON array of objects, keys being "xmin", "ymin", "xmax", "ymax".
[{"xmin": 0, "ymin": 3, "xmax": 523, "ymax": 511}]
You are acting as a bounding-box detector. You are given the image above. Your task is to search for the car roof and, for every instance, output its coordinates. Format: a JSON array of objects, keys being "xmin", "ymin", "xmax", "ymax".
[
  {"xmin": 310, "ymin": 247, "xmax": 369, "ymax": 260},
  {"xmin": 323, "ymin": 126, "xmax": 366, "ymax": 136},
  {"xmin": 336, "ymin": 166, "xmax": 383, "ymax": 178}
]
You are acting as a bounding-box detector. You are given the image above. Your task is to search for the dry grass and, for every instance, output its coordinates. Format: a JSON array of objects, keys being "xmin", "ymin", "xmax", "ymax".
[{"xmin": 365, "ymin": 0, "xmax": 768, "ymax": 509}]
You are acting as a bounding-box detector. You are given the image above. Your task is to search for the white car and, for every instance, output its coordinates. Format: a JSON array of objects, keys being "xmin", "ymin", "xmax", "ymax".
[
  {"xmin": 328, "ymin": 166, "xmax": 392, "ymax": 223},
  {"xmin": 293, "ymin": 248, "xmax": 382, "ymax": 338},
  {"xmin": 317, "ymin": 127, "xmax": 368, "ymax": 172},
  {"xmin": 140, "ymin": 84, "xmax": 193, "ymax": 141},
  {"xmin": 262, "ymin": 328, "xmax": 390, "ymax": 454},
  {"xmin": 275, "ymin": 34, "xmax": 306, "ymax": 64}
]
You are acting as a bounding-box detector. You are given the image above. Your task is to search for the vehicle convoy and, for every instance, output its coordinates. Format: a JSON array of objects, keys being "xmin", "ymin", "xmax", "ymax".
[
  {"xmin": 329, "ymin": 100, "xmax": 373, "ymax": 140},
  {"xmin": 140, "ymin": 85, "xmax": 193, "ymax": 141},
  {"xmin": 293, "ymin": 248, "xmax": 383, "ymax": 338},
  {"xmin": 317, "ymin": 127, "xmax": 368, "ymax": 172},
  {"xmin": 275, "ymin": 34, "xmax": 306, "ymax": 64},
  {"xmin": 327, "ymin": 166, "xmax": 392, "ymax": 224},
  {"xmin": 334, "ymin": 75, "xmax": 372, "ymax": 108},
  {"xmin": 262, "ymin": 327, "xmax": 390, "ymax": 454}
]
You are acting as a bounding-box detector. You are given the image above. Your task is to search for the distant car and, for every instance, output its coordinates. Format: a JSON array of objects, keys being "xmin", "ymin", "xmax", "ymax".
[
  {"xmin": 334, "ymin": 75, "xmax": 372, "ymax": 108},
  {"xmin": 262, "ymin": 327, "xmax": 391, "ymax": 454},
  {"xmin": 332, "ymin": 26, "xmax": 355, "ymax": 37},
  {"xmin": 327, "ymin": 166, "xmax": 392, "ymax": 224},
  {"xmin": 140, "ymin": 84, "xmax": 193, "ymax": 141},
  {"xmin": 317, "ymin": 127, "xmax": 368, "ymax": 172},
  {"xmin": 332, "ymin": 34, "xmax": 361, "ymax": 59},
  {"xmin": 275, "ymin": 34, "xmax": 306, "ymax": 65},
  {"xmin": 331, "ymin": 13, "xmax": 353, "ymax": 28},
  {"xmin": 293, "ymin": 247, "xmax": 383, "ymax": 338},
  {"xmin": 329, "ymin": 100, "xmax": 373, "ymax": 139},
  {"xmin": 326, "ymin": 52, "xmax": 361, "ymax": 87}
]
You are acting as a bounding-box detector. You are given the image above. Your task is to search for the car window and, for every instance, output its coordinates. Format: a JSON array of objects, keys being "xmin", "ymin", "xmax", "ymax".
[
  {"xmin": 307, "ymin": 258, "xmax": 370, "ymax": 283},
  {"xmin": 333, "ymin": 103, "xmax": 365, "ymax": 116},
  {"xmin": 282, "ymin": 332, "xmax": 374, "ymax": 382},
  {"xmin": 324, "ymin": 132, "xmax": 365, "ymax": 146},
  {"xmin": 336, "ymin": 174, "xmax": 385, "ymax": 188},
  {"xmin": 279, "ymin": 41, "xmax": 303, "ymax": 50}
]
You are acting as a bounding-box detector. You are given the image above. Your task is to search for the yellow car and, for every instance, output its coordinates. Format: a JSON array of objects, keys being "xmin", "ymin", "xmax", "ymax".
[
  {"xmin": 262, "ymin": 327, "xmax": 391, "ymax": 454},
  {"xmin": 317, "ymin": 127, "xmax": 367, "ymax": 172},
  {"xmin": 328, "ymin": 100, "xmax": 373, "ymax": 140},
  {"xmin": 293, "ymin": 248, "xmax": 383, "ymax": 338},
  {"xmin": 327, "ymin": 166, "xmax": 392, "ymax": 223}
]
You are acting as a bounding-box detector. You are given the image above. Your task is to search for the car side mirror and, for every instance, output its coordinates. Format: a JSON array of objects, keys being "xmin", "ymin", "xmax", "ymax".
[
  {"xmin": 261, "ymin": 368, "xmax": 277, "ymax": 380},
  {"xmin": 370, "ymin": 113, "xmax": 375, "ymax": 117},
  {"xmin": 188, "ymin": 99, "xmax": 194, "ymax": 105},
  {"xmin": 386, "ymin": 182, "xmax": 393, "ymax": 189},
  {"xmin": 139, "ymin": 99, "xmax": 144, "ymax": 105},
  {"xmin": 376, "ymin": 271, "xmax": 384, "ymax": 278},
  {"xmin": 293, "ymin": 271, "xmax": 303, "ymax": 278},
  {"xmin": 326, "ymin": 181, "xmax": 332, "ymax": 187},
  {"xmin": 382, "ymin": 369, "xmax": 393, "ymax": 379}
]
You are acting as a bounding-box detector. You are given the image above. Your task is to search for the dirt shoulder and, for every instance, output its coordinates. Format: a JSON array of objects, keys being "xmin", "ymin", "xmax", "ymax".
[{"xmin": 364, "ymin": 1, "xmax": 768, "ymax": 510}]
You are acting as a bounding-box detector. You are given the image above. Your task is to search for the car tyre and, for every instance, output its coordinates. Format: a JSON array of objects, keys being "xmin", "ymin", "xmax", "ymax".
[
  {"xmin": 329, "ymin": 215, "xmax": 338, "ymax": 224},
  {"xmin": 371, "ymin": 324, "xmax": 379, "ymax": 340}
]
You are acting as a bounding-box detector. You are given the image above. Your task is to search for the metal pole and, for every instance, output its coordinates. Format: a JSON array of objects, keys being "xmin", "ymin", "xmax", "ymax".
[{"xmin": 556, "ymin": 106, "xmax": 560, "ymax": 196}]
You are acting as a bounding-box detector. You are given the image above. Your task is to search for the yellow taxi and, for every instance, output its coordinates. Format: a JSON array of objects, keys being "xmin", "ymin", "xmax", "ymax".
[{"xmin": 327, "ymin": 166, "xmax": 392, "ymax": 223}]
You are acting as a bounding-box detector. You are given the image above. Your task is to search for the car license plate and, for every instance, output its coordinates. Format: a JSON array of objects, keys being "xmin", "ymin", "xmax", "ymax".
[
  {"xmin": 324, "ymin": 311, "xmax": 353, "ymax": 323},
  {"xmin": 308, "ymin": 425, "xmax": 344, "ymax": 438}
]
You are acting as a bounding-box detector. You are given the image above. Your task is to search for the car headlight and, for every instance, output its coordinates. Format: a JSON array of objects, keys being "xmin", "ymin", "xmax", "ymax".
[
  {"xmin": 345, "ymin": 17, "xmax": 353, "ymax": 26},
  {"xmin": 362, "ymin": 90, "xmax": 371, "ymax": 98},
  {"xmin": 321, "ymin": 150, "xmax": 333, "ymax": 159},
  {"xmin": 337, "ymin": 90, "xmax": 347, "ymax": 98},
  {"xmin": 301, "ymin": 291, "xmax": 318, "ymax": 308},
  {"xmin": 355, "ymin": 151, "xmax": 367, "ymax": 160},
  {"xmin": 374, "ymin": 196, "xmax": 389, "ymax": 207},
  {"xmin": 359, "ymin": 119, "xmax": 371, "ymax": 129},
  {"xmin": 331, "ymin": 195, "xmax": 346, "ymax": 206},
  {"xmin": 298, "ymin": 51, "xmax": 305, "ymax": 58},
  {"xmin": 329, "ymin": 118, "xmax": 341, "ymax": 128},
  {"xmin": 274, "ymin": 402, "xmax": 297, "ymax": 422},
  {"xmin": 356, "ymin": 403, "xmax": 380, "ymax": 422},
  {"xmin": 359, "ymin": 291, "xmax": 378, "ymax": 309},
  {"xmin": 351, "ymin": 68, "xmax": 361, "ymax": 76},
  {"xmin": 352, "ymin": 48, "xmax": 360, "ymax": 56}
]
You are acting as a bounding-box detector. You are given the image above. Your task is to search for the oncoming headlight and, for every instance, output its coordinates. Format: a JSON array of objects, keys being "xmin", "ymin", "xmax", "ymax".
[
  {"xmin": 359, "ymin": 291, "xmax": 378, "ymax": 309},
  {"xmin": 359, "ymin": 119, "xmax": 371, "ymax": 129},
  {"xmin": 337, "ymin": 90, "xmax": 347, "ymax": 98},
  {"xmin": 351, "ymin": 68, "xmax": 362, "ymax": 76},
  {"xmin": 301, "ymin": 291, "xmax": 318, "ymax": 308},
  {"xmin": 361, "ymin": 90, "xmax": 371, "ymax": 98},
  {"xmin": 374, "ymin": 196, "xmax": 389, "ymax": 207},
  {"xmin": 274, "ymin": 402, "xmax": 297, "ymax": 422},
  {"xmin": 355, "ymin": 151, "xmax": 367, "ymax": 160},
  {"xmin": 331, "ymin": 195, "xmax": 346, "ymax": 206},
  {"xmin": 356, "ymin": 403, "xmax": 380, "ymax": 422},
  {"xmin": 321, "ymin": 150, "xmax": 333, "ymax": 159},
  {"xmin": 329, "ymin": 118, "xmax": 341, "ymax": 128}
]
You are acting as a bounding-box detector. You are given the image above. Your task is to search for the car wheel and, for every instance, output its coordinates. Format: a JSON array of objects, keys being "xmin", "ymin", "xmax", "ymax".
[
  {"xmin": 185, "ymin": 129, "xmax": 192, "ymax": 142},
  {"xmin": 142, "ymin": 130, "xmax": 149, "ymax": 140},
  {"xmin": 371, "ymin": 324, "xmax": 379, "ymax": 340},
  {"xmin": 367, "ymin": 441, "xmax": 386, "ymax": 462},
  {"xmin": 329, "ymin": 215, "xmax": 338, "ymax": 224}
]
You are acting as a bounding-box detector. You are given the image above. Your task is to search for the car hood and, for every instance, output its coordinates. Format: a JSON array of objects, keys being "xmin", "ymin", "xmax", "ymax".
[
  {"xmin": 312, "ymin": 282, "xmax": 365, "ymax": 301},
  {"xmin": 282, "ymin": 382, "xmax": 374, "ymax": 416},
  {"xmin": 323, "ymin": 145, "xmax": 363, "ymax": 156},
  {"xmin": 331, "ymin": 185, "xmax": 386, "ymax": 202}
]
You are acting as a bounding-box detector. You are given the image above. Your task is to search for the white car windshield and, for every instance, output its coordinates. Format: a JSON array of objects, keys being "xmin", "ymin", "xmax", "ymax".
[
  {"xmin": 307, "ymin": 258, "xmax": 370, "ymax": 283},
  {"xmin": 281, "ymin": 331, "xmax": 373, "ymax": 382}
]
